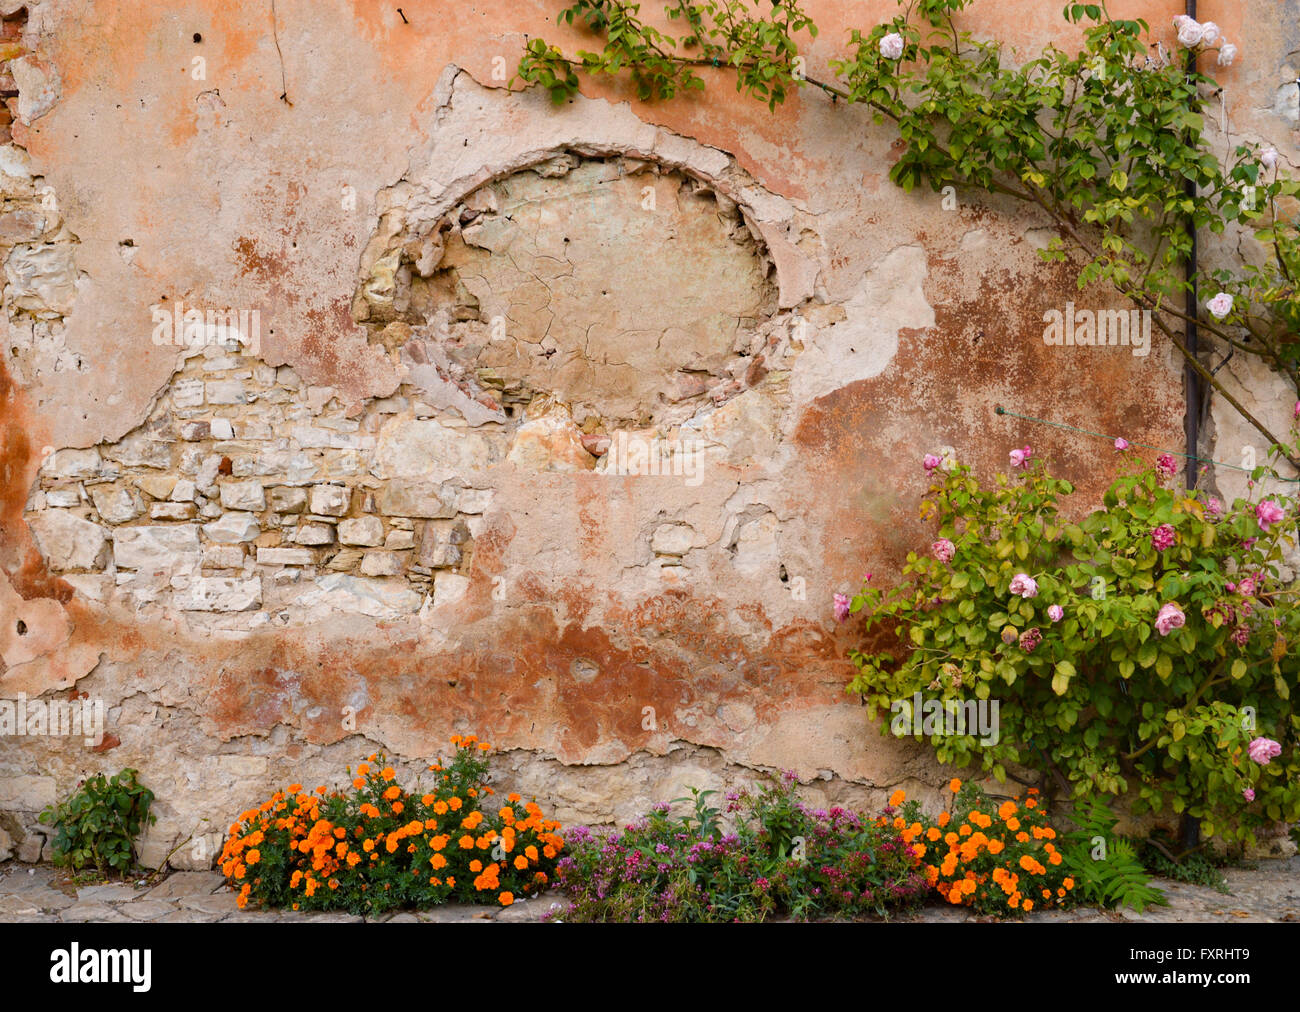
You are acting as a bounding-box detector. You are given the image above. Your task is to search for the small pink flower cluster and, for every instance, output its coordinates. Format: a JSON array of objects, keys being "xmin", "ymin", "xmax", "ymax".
[{"xmin": 1150, "ymin": 523, "xmax": 1176, "ymax": 551}]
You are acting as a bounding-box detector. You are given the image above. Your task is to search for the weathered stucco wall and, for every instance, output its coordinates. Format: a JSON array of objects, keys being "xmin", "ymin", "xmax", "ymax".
[{"xmin": 0, "ymin": 0, "xmax": 1295, "ymax": 865}]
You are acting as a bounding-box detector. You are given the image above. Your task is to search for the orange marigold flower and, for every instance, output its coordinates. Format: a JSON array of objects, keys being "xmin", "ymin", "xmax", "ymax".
[
  {"xmin": 391, "ymin": 802, "xmax": 404, "ymax": 815},
  {"xmin": 469, "ymin": 859, "xmax": 483, "ymax": 873},
  {"xmin": 1016, "ymin": 832, "xmax": 1029, "ymax": 843},
  {"xmin": 288, "ymin": 783, "xmax": 304, "ymax": 793},
  {"xmin": 433, "ymin": 800, "xmax": 448, "ymax": 815},
  {"xmin": 543, "ymin": 845, "xmax": 556, "ymax": 859},
  {"xmin": 381, "ymin": 766, "xmax": 395, "ymax": 781},
  {"xmin": 514, "ymin": 855, "xmax": 529, "ymax": 871},
  {"xmin": 499, "ymin": 891, "xmax": 514, "ymax": 906},
  {"xmin": 949, "ymin": 779, "xmax": 962, "ymax": 793},
  {"xmin": 937, "ymin": 811, "xmax": 951, "ymax": 828},
  {"xmin": 1006, "ymin": 817, "xmax": 1021, "ymax": 832},
  {"xmin": 889, "ymin": 789, "xmax": 906, "ymax": 807},
  {"xmin": 383, "ymin": 785, "xmax": 401, "ymax": 800},
  {"xmin": 958, "ymin": 824, "xmax": 971, "ymax": 837},
  {"xmin": 478, "ymin": 743, "xmax": 491, "ymax": 752},
  {"xmin": 926, "ymin": 827, "xmax": 941, "ymax": 842},
  {"xmin": 525, "ymin": 845, "xmax": 539, "ymax": 862},
  {"xmin": 458, "ymin": 835, "xmax": 475, "ymax": 850},
  {"xmin": 448, "ymin": 797, "xmax": 463, "ymax": 811},
  {"xmin": 1063, "ymin": 877, "xmax": 1074, "ymax": 889},
  {"xmin": 1023, "ymin": 899, "xmax": 1033, "ymax": 912},
  {"xmin": 1049, "ymin": 852, "xmax": 1062, "ymax": 866},
  {"xmin": 508, "ymin": 793, "xmax": 522, "ymax": 803}
]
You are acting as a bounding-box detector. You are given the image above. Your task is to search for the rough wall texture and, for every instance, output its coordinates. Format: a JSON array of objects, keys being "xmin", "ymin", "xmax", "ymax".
[{"xmin": 0, "ymin": 0, "xmax": 1294, "ymax": 866}]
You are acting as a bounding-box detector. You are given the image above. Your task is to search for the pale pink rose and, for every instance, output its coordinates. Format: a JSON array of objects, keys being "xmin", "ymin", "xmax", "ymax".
[
  {"xmin": 1205, "ymin": 496, "xmax": 1223, "ymax": 518},
  {"xmin": 1247, "ymin": 737, "xmax": 1282, "ymax": 765},
  {"xmin": 1009, "ymin": 573, "xmax": 1038, "ymax": 599},
  {"xmin": 1206, "ymin": 292, "xmax": 1234, "ymax": 319},
  {"xmin": 923, "ymin": 453, "xmax": 942, "ymax": 473},
  {"xmin": 1199, "ymin": 22, "xmax": 1221, "ymax": 46},
  {"xmin": 932, "ymin": 538, "xmax": 955, "ymax": 564},
  {"xmin": 1114, "ymin": 437, "xmax": 1129, "ymax": 451},
  {"xmin": 1047, "ymin": 605, "xmax": 1064, "ymax": 623},
  {"xmin": 1154, "ymin": 602, "xmax": 1185, "ymax": 636},
  {"xmin": 1009, "ymin": 445, "xmax": 1033, "ymax": 470},
  {"xmin": 1176, "ymin": 19, "xmax": 1204, "ymax": 47},
  {"xmin": 1217, "ymin": 42, "xmax": 1238, "ymax": 66},
  {"xmin": 1261, "ymin": 147, "xmax": 1278, "ymax": 171},
  {"xmin": 833, "ymin": 593, "xmax": 851, "ymax": 623},
  {"xmin": 879, "ymin": 32, "xmax": 905, "ymax": 60},
  {"xmin": 1236, "ymin": 576, "xmax": 1256, "ymax": 597},
  {"xmin": 1242, "ymin": 788, "xmax": 1255, "ymax": 802},
  {"xmin": 1255, "ymin": 500, "xmax": 1286, "ymax": 531}
]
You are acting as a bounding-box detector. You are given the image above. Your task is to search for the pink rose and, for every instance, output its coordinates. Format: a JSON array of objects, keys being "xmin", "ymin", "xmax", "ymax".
[
  {"xmin": 1176, "ymin": 18, "xmax": 1204, "ymax": 47},
  {"xmin": 1293, "ymin": 400, "xmax": 1299, "ymax": 420},
  {"xmin": 833, "ymin": 593, "xmax": 851, "ymax": 623},
  {"xmin": 1151, "ymin": 523, "xmax": 1176, "ymax": 551},
  {"xmin": 923, "ymin": 453, "xmax": 942, "ymax": 473},
  {"xmin": 1009, "ymin": 445, "xmax": 1033, "ymax": 470},
  {"xmin": 1047, "ymin": 604, "xmax": 1064, "ymax": 623},
  {"xmin": 1236, "ymin": 576, "xmax": 1256, "ymax": 597},
  {"xmin": 1247, "ymin": 737, "xmax": 1282, "ymax": 765},
  {"xmin": 1154, "ymin": 602, "xmax": 1185, "ymax": 636},
  {"xmin": 1242, "ymin": 788, "xmax": 1255, "ymax": 802},
  {"xmin": 1114, "ymin": 437, "xmax": 1129, "ymax": 451},
  {"xmin": 1008, "ymin": 573, "xmax": 1038, "ymax": 599},
  {"xmin": 1156, "ymin": 453, "xmax": 1178, "ymax": 479},
  {"xmin": 1255, "ymin": 500, "xmax": 1285, "ymax": 531},
  {"xmin": 1205, "ymin": 496, "xmax": 1222, "ymax": 518},
  {"xmin": 1217, "ymin": 42, "xmax": 1238, "ymax": 66},
  {"xmin": 1206, "ymin": 292, "xmax": 1234, "ymax": 319},
  {"xmin": 879, "ymin": 32, "xmax": 905, "ymax": 60},
  {"xmin": 1018, "ymin": 627, "xmax": 1042, "ymax": 653},
  {"xmin": 932, "ymin": 538, "xmax": 955, "ymax": 564},
  {"xmin": 1199, "ymin": 22, "xmax": 1221, "ymax": 46}
]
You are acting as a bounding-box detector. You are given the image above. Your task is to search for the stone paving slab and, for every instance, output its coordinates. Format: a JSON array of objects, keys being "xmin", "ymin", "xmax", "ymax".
[{"xmin": 1, "ymin": 858, "xmax": 1296, "ymax": 923}]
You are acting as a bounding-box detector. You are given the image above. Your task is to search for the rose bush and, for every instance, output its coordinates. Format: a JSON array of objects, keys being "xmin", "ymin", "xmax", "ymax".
[{"xmin": 845, "ymin": 445, "xmax": 1300, "ymax": 847}]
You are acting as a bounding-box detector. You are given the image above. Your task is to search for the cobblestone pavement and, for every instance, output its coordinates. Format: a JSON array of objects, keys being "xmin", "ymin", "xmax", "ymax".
[{"xmin": 1, "ymin": 858, "xmax": 1297, "ymax": 923}]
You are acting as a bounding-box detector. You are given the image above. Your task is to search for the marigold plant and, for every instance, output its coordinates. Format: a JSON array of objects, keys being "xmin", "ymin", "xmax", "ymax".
[
  {"xmin": 219, "ymin": 735, "xmax": 563, "ymax": 915},
  {"xmin": 899, "ymin": 780, "xmax": 1079, "ymax": 918}
]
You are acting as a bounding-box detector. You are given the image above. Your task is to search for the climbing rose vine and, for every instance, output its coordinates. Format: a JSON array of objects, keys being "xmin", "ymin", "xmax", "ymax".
[{"xmin": 843, "ymin": 441, "xmax": 1300, "ymax": 847}]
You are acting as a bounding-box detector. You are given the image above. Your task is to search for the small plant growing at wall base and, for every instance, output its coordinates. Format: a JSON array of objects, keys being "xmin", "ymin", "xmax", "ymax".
[{"xmin": 39, "ymin": 769, "xmax": 156, "ymax": 878}]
